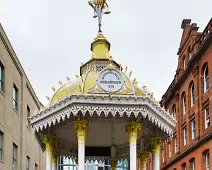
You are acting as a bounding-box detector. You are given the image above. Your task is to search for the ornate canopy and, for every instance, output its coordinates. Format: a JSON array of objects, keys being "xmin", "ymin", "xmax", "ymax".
[{"xmin": 30, "ymin": 18, "xmax": 176, "ymax": 161}]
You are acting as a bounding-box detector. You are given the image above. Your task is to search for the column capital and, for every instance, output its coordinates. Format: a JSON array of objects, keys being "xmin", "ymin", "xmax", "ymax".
[
  {"xmin": 138, "ymin": 151, "xmax": 150, "ymax": 161},
  {"xmin": 44, "ymin": 135, "xmax": 56, "ymax": 152},
  {"xmin": 74, "ymin": 120, "xmax": 88, "ymax": 141},
  {"xmin": 125, "ymin": 122, "xmax": 142, "ymax": 136},
  {"xmin": 110, "ymin": 158, "xmax": 119, "ymax": 170},
  {"xmin": 150, "ymin": 137, "xmax": 163, "ymax": 150}
]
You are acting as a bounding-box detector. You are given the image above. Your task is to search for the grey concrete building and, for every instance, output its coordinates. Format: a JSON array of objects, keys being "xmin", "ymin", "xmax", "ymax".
[{"xmin": 0, "ymin": 24, "xmax": 45, "ymax": 170}]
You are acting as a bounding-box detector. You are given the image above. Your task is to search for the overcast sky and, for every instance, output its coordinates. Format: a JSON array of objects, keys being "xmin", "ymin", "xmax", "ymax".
[{"xmin": 0, "ymin": 0, "xmax": 211, "ymax": 106}]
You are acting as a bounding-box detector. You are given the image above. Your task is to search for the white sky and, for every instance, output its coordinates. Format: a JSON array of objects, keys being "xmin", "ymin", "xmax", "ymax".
[{"xmin": 0, "ymin": 0, "xmax": 211, "ymax": 106}]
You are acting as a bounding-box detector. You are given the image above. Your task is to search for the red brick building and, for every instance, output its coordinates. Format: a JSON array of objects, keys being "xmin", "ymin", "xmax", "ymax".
[{"xmin": 159, "ymin": 18, "xmax": 212, "ymax": 170}]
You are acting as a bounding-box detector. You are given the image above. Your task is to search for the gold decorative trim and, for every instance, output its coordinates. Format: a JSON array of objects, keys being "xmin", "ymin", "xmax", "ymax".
[
  {"xmin": 125, "ymin": 122, "xmax": 142, "ymax": 142},
  {"xmin": 138, "ymin": 151, "xmax": 150, "ymax": 167},
  {"xmin": 74, "ymin": 120, "xmax": 89, "ymax": 142},
  {"xmin": 44, "ymin": 135, "xmax": 56, "ymax": 153}
]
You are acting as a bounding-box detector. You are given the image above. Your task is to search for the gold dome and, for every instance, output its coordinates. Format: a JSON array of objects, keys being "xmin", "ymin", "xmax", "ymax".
[{"xmin": 50, "ymin": 70, "xmax": 146, "ymax": 105}]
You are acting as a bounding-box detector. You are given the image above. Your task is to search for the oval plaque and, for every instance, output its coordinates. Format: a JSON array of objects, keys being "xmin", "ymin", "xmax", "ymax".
[{"xmin": 98, "ymin": 68, "xmax": 124, "ymax": 93}]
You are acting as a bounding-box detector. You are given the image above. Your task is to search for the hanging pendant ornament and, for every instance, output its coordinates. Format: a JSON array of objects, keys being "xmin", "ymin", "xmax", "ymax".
[{"xmin": 88, "ymin": 0, "xmax": 111, "ymax": 32}]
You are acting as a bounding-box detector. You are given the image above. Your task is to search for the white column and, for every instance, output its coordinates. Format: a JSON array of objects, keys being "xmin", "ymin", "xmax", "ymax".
[
  {"xmin": 46, "ymin": 150, "xmax": 52, "ymax": 170},
  {"xmin": 130, "ymin": 138, "xmax": 137, "ymax": 170},
  {"xmin": 78, "ymin": 140, "xmax": 85, "ymax": 170},
  {"xmin": 74, "ymin": 120, "xmax": 88, "ymax": 170},
  {"xmin": 151, "ymin": 138, "xmax": 163, "ymax": 170},
  {"xmin": 125, "ymin": 122, "xmax": 142, "ymax": 170},
  {"xmin": 44, "ymin": 135, "xmax": 56, "ymax": 170}
]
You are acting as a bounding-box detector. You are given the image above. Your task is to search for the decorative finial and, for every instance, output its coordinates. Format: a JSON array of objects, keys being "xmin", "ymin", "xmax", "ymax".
[
  {"xmin": 46, "ymin": 96, "xmax": 50, "ymax": 100},
  {"xmin": 133, "ymin": 78, "xmax": 138, "ymax": 85},
  {"xmin": 120, "ymin": 64, "xmax": 123, "ymax": 71},
  {"xmin": 59, "ymin": 81, "xmax": 63, "ymax": 86},
  {"xmin": 88, "ymin": 0, "xmax": 111, "ymax": 32},
  {"xmin": 76, "ymin": 75, "xmax": 80, "ymax": 78},
  {"xmin": 66, "ymin": 77, "xmax": 70, "ymax": 81},
  {"xmin": 125, "ymin": 66, "xmax": 128, "ymax": 72},
  {"xmin": 129, "ymin": 71, "xmax": 132, "ymax": 77},
  {"xmin": 109, "ymin": 56, "xmax": 113, "ymax": 64},
  {"xmin": 52, "ymin": 87, "xmax": 56, "ymax": 92}
]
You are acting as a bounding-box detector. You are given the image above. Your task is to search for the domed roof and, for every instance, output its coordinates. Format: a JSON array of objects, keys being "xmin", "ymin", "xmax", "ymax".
[
  {"xmin": 50, "ymin": 68, "xmax": 146, "ymax": 105},
  {"xmin": 49, "ymin": 32, "xmax": 148, "ymax": 105}
]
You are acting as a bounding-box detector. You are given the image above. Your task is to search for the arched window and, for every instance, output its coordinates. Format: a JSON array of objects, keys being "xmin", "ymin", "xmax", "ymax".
[
  {"xmin": 183, "ymin": 93, "xmax": 186, "ymax": 115},
  {"xmin": 188, "ymin": 46, "xmax": 192, "ymax": 60},
  {"xmin": 204, "ymin": 65, "xmax": 209, "ymax": 92},
  {"xmin": 183, "ymin": 57, "xmax": 186, "ymax": 70},
  {"xmin": 191, "ymin": 83, "xmax": 195, "ymax": 107},
  {"xmin": 173, "ymin": 105, "xmax": 176, "ymax": 119}
]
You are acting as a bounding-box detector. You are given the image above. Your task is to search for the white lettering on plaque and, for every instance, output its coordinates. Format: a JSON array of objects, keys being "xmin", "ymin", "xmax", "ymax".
[{"xmin": 98, "ymin": 68, "xmax": 124, "ymax": 93}]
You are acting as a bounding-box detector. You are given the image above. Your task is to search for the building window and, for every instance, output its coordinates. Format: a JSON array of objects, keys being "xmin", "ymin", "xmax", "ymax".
[
  {"xmin": 204, "ymin": 65, "xmax": 209, "ymax": 92},
  {"xmin": 189, "ymin": 52, "xmax": 192, "ymax": 60},
  {"xmin": 35, "ymin": 163, "xmax": 38, "ymax": 170},
  {"xmin": 173, "ymin": 105, "xmax": 176, "ymax": 119},
  {"xmin": 26, "ymin": 156, "xmax": 30, "ymax": 170},
  {"xmin": 191, "ymin": 119, "xmax": 196, "ymax": 139},
  {"xmin": 191, "ymin": 83, "xmax": 195, "ymax": 107},
  {"xmin": 13, "ymin": 84, "xmax": 19, "ymax": 111},
  {"xmin": 205, "ymin": 106, "xmax": 210, "ymax": 129},
  {"xmin": 183, "ymin": 93, "xmax": 187, "ymax": 115},
  {"xmin": 0, "ymin": 62, "xmax": 4, "ymax": 92},
  {"xmin": 183, "ymin": 127, "xmax": 187, "ymax": 145},
  {"xmin": 183, "ymin": 57, "xmax": 186, "ymax": 70},
  {"xmin": 13, "ymin": 144, "xmax": 18, "ymax": 169},
  {"xmin": 183, "ymin": 165, "xmax": 187, "ymax": 170},
  {"xmin": 0, "ymin": 132, "xmax": 3, "ymax": 161},
  {"xmin": 168, "ymin": 142, "xmax": 172, "ymax": 157},
  {"xmin": 162, "ymin": 148, "xmax": 165, "ymax": 163},
  {"xmin": 27, "ymin": 106, "xmax": 30, "ymax": 128},
  {"xmin": 192, "ymin": 160, "xmax": 195, "ymax": 170},
  {"xmin": 174, "ymin": 136, "xmax": 177, "ymax": 153},
  {"xmin": 206, "ymin": 152, "xmax": 210, "ymax": 170}
]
